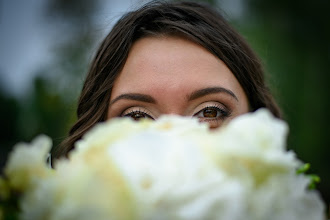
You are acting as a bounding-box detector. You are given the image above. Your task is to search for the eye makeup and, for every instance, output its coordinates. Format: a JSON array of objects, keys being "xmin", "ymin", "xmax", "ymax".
[
  {"xmin": 192, "ymin": 101, "xmax": 232, "ymax": 128},
  {"xmin": 115, "ymin": 100, "xmax": 232, "ymax": 129},
  {"xmin": 121, "ymin": 107, "xmax": 154, "ymax": 120}
]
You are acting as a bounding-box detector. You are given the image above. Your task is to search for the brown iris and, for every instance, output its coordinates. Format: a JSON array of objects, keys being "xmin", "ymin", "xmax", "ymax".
[
  {"xmin": 126, "ymin": 112, "xmax": 152, "ymax": 121},
  {"xmin": 203, "ymin": 107, "xmax": 218, "ymax": 118}
]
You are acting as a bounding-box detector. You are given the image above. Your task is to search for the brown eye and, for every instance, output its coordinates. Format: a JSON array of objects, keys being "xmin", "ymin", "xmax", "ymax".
[
  {"xmin": 194, "ymin": 106, "xmax": 229, "ymax": 120},
  {"xmin": 196, "ymin": 107, "xmax": 220, "ymax": 118},
  {"xmin": 203, "ymin": 108, "xmax": 218, "ymax": 118},
  {"xmin": 124, "ymin": 111, "xmax": 153, "ymax": 121},
  {"xmin": 193, "ymin": 104, "xmax": 231, "ymax": 129}
]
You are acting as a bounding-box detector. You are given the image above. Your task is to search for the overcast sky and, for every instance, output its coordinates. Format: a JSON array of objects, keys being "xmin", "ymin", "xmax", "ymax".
[
  {"xmin": 0, "ymin": 0, "xmax": 150, "ymax": 97},
  {"xmin": 0, "ymin": 0, "xmax": 242, "ymax": 98},
  {"xmin": 0, "ymin": 0, "xmax": 152, "ymax": 97}
]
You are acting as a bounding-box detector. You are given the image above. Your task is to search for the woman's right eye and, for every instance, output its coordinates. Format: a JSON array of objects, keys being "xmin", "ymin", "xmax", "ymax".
[{"xmin": 122, "ymin": 110, "xmax": 154, "ymax": 121}]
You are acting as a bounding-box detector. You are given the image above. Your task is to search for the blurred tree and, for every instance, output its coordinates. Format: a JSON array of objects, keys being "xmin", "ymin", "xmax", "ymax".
[
  {"xmin": 43, "ymin": 0, "xmax": 101, "ymax": 101},
  {"xmin": 0, "ymin": 79, "xmax": 20, "ymax": 170},
  {"xmin": 0, "ymin": 0, "xmax": 101, "ymax": 169},
  {"xmin": 17, "ymin": 76, "xmax": 75, "ymax": 148},
  {"xmin": 233, "ymin": 0, "xmax": 330, "ymax": 211}
]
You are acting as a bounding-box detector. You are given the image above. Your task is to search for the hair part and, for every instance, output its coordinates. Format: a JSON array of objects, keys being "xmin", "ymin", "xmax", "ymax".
[{"xmin": 53, "ymin": 0, "xmax": 281, "ymax": 159}]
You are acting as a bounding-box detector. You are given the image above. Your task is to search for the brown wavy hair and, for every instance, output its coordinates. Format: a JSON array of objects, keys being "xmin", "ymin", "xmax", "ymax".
[{"xmin": 53, "ymin": 0, "xmax": 281, "ymax": 159}]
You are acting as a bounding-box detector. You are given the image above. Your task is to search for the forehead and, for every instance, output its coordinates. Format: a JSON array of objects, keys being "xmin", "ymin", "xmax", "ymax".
[{"xmin": 111, "ymin": 36, "xmax": 245, "ymax": 102}]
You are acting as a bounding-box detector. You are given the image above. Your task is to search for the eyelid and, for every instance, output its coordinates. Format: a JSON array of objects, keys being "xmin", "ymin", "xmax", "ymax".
[
  {"xmin": 192, "ymin": 101, "xmax": 227, "ymax": 116},
  {"xmin": 121, "ymin": 106, "xmax": 155, "ymax": 119}
]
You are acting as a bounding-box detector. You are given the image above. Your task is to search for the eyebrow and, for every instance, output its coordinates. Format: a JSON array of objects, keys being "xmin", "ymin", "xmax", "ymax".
[
  {"xmin": 109, "ymin": 93, "xmax": 156, "ymax": 106},
  {"xmin": 187, "ymin": 87, "xmax": 238, "ymax": 101},
  {"xmin": 109, "ymin": 86, "xmax": 238, "ymax": 107}
]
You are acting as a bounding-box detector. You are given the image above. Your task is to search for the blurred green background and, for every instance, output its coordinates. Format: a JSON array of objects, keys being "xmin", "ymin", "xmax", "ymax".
[{"xmin": 0, "ymin": 0, "xmax": 329, "ymax": 214}]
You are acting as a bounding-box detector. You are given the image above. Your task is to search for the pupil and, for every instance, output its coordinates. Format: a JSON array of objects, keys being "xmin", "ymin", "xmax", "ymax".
[
  {"xmin": 132, "ymin": 113, "xmax": 145, "ymax": 120},
  {"xmin": 203, "ymin": 108, "xmax": 217, "ymax": 118}
]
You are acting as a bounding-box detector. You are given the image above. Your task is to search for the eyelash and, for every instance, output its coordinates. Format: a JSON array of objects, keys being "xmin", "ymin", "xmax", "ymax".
[
  {"xmin": 194, "ymin": 104, "xmax": 230, "ymax": 120},
  {"xmin": 121, "ymin": 108, "xmax": 154, "ymax": 120},
  {"xmin": 193, "ymin": 104, "xmax": 231, "ymax": 128},
  {"xmin": 121, "ymin": 104, "xmax": 231, "ymax": 124}
]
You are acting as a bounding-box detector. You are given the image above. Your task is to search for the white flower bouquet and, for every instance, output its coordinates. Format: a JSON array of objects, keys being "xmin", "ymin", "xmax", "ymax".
[{"xmin": 0, "ymin": 109, "xmax": 326, "ymax": 220}]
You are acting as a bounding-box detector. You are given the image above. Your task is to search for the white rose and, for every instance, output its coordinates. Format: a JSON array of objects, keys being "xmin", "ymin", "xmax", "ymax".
[
  {"xmin": 107, "ymin": 123, "xmax": 247, "ymax": 220},
  {"xmin": 4, "ymin": 135, "xmax": 53, "ymax": 191},
  {"xmin": 3, "ymin": 108, "xmax": 325, "ymax": 220},
  {"xmin": 210, "ymin": 109, "xmax": 301, "ymax": 187}
]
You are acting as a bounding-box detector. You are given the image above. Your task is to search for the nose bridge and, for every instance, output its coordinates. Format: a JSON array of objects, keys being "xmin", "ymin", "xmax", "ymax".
[
  {"xmin": 160, "ymin": 106, "xmax": 185, "ymax": 116},
  {"xmin": 156, "ymin": 83, "xmax": 188, "ymax": 116},
  {"xmin": 162, "ymin": 108, "xmax": 183, "ymax": 116}
]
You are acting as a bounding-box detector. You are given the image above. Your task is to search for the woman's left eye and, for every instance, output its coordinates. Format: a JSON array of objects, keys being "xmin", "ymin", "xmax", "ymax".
[
  {"xmin": 194, "ymin": 106, "xmax": 225, "ymax": 119},
  {"xmin": 193, "ymin": 105, "xmax": 230, "ymax": 128}
]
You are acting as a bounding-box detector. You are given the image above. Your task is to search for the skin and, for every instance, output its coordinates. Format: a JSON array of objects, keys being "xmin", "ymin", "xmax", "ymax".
[{"xmin": 107, "ymin": 36, "xmax": 249, "ymax": 128}]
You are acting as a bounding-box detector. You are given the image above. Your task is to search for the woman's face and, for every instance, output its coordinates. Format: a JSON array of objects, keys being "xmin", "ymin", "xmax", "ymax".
[{"xmin": 107, "ymin": 36, "xmax": 249, "ymax": 128}]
